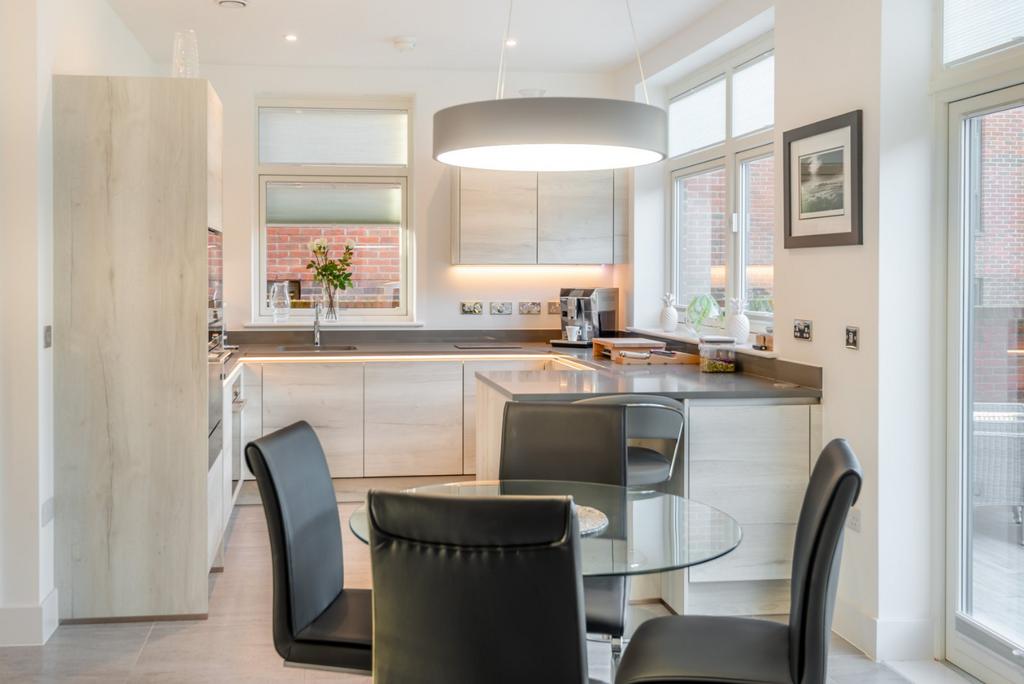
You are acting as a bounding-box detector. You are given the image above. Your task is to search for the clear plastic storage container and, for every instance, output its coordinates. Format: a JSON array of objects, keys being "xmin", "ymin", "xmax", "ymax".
[{"xmin": 699, "ymin": 336, "xmax": 736, "ymax": 373}]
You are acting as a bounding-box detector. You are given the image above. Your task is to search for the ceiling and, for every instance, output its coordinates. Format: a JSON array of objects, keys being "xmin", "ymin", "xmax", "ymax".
[{"xmin": 106, "ymin": 0, "xmax": 723, "ymax": 73}]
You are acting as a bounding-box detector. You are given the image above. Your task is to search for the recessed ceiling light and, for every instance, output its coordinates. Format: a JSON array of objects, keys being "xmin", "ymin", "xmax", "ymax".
[
  {"xmin": 505, "ymin": 37, "xmax": 518, "ymax": 47},
  {"xmin": 284, "ymin": 33, "xmax": 298, "ymax": 42},
  {"xmin": 216, "ymin": 0, "xmax": 247, "ymax": 8}
]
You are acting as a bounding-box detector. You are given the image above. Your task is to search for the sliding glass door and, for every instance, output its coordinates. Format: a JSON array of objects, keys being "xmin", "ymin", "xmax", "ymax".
[{"xmin": 948, "ymin": 83, "xmax": 1024, "ymax": 682}]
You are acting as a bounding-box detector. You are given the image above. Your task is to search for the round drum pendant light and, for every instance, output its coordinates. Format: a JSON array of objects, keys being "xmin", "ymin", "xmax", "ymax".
[
  {"xmin": 432, "ymin": 0, "xmax": 666, "ymax": 172},
  {"xmin": 433, "ymin": 97, "xmax": 666, "ymax": 172}
]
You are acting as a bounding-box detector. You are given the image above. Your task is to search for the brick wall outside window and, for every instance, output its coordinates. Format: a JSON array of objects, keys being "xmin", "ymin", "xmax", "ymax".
[
  {"xmin": 972, "ymin": 107, "xmax": 1024, "ymax": 402},
  {"xmin": 677, "ymin": 167, "xmax": 727, "ymax": 309},
  {"xmin": 265, "ymin": 224, "xmax": 401, "ymax": 309},
  {"xmin": 745, "ymin": 155, "xmax": 775, "ymax": 313}
]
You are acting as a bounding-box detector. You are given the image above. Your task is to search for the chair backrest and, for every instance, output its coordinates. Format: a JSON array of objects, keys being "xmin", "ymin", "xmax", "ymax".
[
  {"xmin": 575, "ymin": 393, "xmax": 685, "ymax": 441},
  {"xmin": 245, "ymin": 421, "xmax": 344, "ymax": 656},
  {"xmin": 499, "ymin": 401, "xmax": 628, "ymax": 486},
  {"xmin": 368, "ymin": 490, "xmax": 589, "ymax": 684},
  {"xmin": 788, "ymin": 438, "xmax": 863, "ymax": 684}
]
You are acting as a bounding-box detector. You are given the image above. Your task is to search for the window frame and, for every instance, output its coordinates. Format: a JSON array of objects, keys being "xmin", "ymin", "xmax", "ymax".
[
  {"xmin": 666, "ymin": 37, "xmax": 775, "ymax": 327},
  {"xmin": 252, "ymin": 96, "xmax": 415, "ymax": 325}
]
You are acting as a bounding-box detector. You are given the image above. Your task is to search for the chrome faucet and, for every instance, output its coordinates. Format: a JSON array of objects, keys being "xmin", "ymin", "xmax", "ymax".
[{"xmin": 313, "ymin": 300, "xmax": 322, "ymax": 348}]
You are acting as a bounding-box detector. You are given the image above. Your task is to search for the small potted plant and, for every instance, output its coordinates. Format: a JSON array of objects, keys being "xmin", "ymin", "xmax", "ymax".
[{"xmin": 306, "ymin": 238, "xmax": 355, "ymax": 320}]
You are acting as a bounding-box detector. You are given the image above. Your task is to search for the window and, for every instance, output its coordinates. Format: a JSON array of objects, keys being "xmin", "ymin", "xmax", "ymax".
[
  {"xmin": 256, "ymin": 102, "xmax": 412, "ymax": 321},
  {"xmin": 674, "ymin": 166, "xmax": 728, "ymax": 309},
  {"xmin": 668, "ymin": 77, "xmax": 726, "ymax": 157},
  {"xmin": 943, "ymin": 0, "xmax": 1024, "ymax": 65},
  {"xmin": 741, "ymin": 154, "xmax": 775, "ymax": 313},
  {"xmin": 731, "ymin": 54, "xmax": 774, "ymax": 137},
  {"xmin": 668, "ymin": 41, "xmax": 775, "ymax": 326}
]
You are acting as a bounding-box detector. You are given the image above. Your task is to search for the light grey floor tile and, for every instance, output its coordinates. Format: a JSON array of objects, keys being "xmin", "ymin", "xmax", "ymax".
[{"xmin": 0, "ymin": 622, "xmax": 152, "ymax": 683}]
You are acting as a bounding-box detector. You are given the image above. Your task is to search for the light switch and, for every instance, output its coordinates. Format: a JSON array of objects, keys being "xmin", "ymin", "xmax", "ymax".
[
  {"xmin": 793, "ymin": 319, "xmax": 812, "ymax": 341},
  {"xmin": 43, "ymin": 325, "xmax": 53, "ymax": 349}
]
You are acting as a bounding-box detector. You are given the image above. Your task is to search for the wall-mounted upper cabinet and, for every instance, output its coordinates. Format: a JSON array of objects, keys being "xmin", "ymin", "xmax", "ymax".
[
  {"xmin": 538, "ymin": 171, "xmax": 613, "ymax": 264},
  {"xmin": 451, "ymin": 168, "xmax": 629, "ymax": 265},
  {"xmin": 456, "ymin": 169, "xmax": 537, "ymax": 264}
]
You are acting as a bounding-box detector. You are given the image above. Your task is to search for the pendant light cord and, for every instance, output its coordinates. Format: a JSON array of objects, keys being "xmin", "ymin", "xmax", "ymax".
[
  {"xmin": 495, "ymin": 0, "xmax": 514, "ymax": 99},
  {"xmin": 625, "ymin": 0, "xmax": 650, "ymax": 105}
]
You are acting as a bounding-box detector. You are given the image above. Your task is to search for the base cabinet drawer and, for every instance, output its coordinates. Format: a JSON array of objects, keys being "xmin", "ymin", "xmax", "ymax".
[
  {"xmin": 364, "ymin": 361, "xmax": 463, "ymax": 477},
  {"xmin": 262, "ymin": 363, "xmax": 365, "ymax": 478}
]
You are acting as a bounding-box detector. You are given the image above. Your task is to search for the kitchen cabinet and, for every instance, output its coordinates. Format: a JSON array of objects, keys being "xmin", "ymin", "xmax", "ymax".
[
  {"xmin": 207, "ymin": 90, "xmax": 223, "ymax": 231},
  {"xmin": 462, "ymin": 359, "xmax": 552, "ymax": 474},
  {"xmin": 613, "ymin": 168, "xmax": 629, "ymax": 264},
  {"xmin": 537, "ymin": 171, "xmax": 614, "ymax": 264},
  {"xmin": 364, "ymin": 361, "xmax": 464, "ymax": 477},
  {"xmin": 54, "ymin": 75, "xmax": 221, "ymax": 621},
  {"xmin": 262, "ymin": 363, "xmax": 365, "ymax": 478},
  {"xmin": 665, "ymin": 402, "xmax": 813, "ymax": 616},
  {"xmin": 451, "ymin": 168, "xmax": 621, "ymax": 265},
  {"xmin": 455, "ymin": 169, "xmax": 537, "ymax": 264}
]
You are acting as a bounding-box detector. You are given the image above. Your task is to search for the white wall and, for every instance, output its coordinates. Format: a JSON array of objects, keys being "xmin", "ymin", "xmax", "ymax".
[
  {"xmin": 202, "ymin": 63, "xmax": 619, "ymax": 331},
  {"xmin": 0, "ymin": 0, "xmax": 153, "ymax": 646}
]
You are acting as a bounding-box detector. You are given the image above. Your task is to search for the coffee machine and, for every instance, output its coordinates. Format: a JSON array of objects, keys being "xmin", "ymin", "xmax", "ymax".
[{"xmin": 551, "ymin": 288, "xmax": 618, "ymax": 347}]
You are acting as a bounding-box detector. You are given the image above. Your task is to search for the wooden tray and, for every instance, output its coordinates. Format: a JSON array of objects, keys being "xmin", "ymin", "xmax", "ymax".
[{"xmin": 610, "ymin": 350, "xmax": 700, "ymax": 366}]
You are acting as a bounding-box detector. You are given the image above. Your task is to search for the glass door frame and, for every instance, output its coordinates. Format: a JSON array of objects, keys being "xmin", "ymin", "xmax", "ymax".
[{"xmin": 946, "ymin": 82, "xmax": 1024, "ymax": 683}]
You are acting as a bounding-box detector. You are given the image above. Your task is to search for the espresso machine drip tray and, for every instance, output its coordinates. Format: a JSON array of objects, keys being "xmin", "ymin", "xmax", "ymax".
[{"xmin": 550, "ymin": 338, "xmax": 594, "ymax": 348}]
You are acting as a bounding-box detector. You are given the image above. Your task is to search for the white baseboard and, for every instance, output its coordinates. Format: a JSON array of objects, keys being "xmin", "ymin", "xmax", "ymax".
[
  {"xmin": 833, "ymin": 598, "xmax": 933, "ymax": 662},
  {"xmin": 833, "ymin": 598, "xmax": 878, "ymax": 659},
  {"xmin": 0, "ymin": 587, "xmax": 59, "ymax": 646}
]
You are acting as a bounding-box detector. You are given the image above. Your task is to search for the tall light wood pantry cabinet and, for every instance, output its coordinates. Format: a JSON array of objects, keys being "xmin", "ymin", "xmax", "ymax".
[{"xmin": 53, "ymin": 76, "xmax": 222, "ymax": 621}]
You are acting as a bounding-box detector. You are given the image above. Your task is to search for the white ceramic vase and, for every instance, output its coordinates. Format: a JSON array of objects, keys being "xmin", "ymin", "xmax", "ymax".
[
  {"xmin": 659, "ymin": 293, "xmax": 679, "ymax": 332},
  {"xmin": 724, "ymin": 298, "xmax": 750, "ymax": 344}
]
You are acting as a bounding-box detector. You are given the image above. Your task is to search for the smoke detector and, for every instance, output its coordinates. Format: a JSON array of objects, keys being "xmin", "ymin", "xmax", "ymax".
[
  {"xmin": 216, "ymin": 0, "xmax": 247, "ymax": 8},
  {"xmin": 393, "ymin": 36, "xmax": 417, "ymax": 52}
]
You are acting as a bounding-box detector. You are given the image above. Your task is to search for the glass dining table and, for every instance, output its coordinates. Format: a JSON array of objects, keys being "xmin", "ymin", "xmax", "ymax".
[{"xmin": 348, "ymin": 479, "xmax": 742, "ymax": 577}]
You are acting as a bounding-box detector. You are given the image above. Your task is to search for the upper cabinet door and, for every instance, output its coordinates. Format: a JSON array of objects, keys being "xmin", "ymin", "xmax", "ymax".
[
  {"xmin": 206, "ymin": 85, "xmax": 223, "ymax": 231},
  {"xmin": 457, "ymin": 169, "xmax": 538, "ymax": 264},
  {"xmin": 538, "ymin": 171, "xmax": 614, "ymax": 264}
]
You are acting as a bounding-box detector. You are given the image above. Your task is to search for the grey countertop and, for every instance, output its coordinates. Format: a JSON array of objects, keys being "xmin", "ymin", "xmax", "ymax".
[
  {"xmin": 475, "ymin": 356, "xmax": 821, "ymax": 401},
  {"xmin": 223, "ymin": 339, "xmax": 820, "ymax": 401}
]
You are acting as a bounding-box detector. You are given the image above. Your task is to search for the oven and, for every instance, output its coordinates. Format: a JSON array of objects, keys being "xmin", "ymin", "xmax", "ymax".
[{"xmin": 208, "ymin": 348, "xmax": 231, "ymax": 469}]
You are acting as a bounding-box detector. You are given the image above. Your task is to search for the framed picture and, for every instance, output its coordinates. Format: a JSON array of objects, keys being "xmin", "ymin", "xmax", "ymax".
[{"xmin": 783, "ymin": 110, "xmax": 863, "ymax": 248}]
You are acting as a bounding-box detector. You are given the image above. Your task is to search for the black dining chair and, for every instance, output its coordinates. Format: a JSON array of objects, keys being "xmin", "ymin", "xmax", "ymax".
[
  {"xmin": 500, "ymin": 401, "xmax": 631, "ymax": 661},
  {"xmin": 368, "ymin": 490, "xmax": 591, "ymax": 684},
  {"xmin": 614, "ymin": 438, "xmax": 863, "ymax": 684},
  {"xmin": 245, "ymin": 421, "xmax": 372, "ymax": 673},
  {"xmin": 574, "ymin": 394, "xmax": 685, "ymax": 488}
]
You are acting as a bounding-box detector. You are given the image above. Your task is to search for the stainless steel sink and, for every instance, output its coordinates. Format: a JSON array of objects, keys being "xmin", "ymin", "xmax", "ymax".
[{"xmin": 277, "ymin": 345, "xmax": 358, "ymax": 352}]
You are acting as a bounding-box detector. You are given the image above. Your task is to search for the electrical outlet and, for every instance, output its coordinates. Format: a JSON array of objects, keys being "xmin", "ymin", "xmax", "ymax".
[
  {"xmin": 845, "ymin": 326, "xmax": 860, "ymax": 350},
  {"xmin": 846, "ymin": 507, "xmax": 862, "ymax": 533},
  {"xmin": 793, "ymin": 319, "xmax": 812, "ymax": 340},
  {"xmin": 547, "ymin": 300, "xmax": 561, "ymax": 315}
]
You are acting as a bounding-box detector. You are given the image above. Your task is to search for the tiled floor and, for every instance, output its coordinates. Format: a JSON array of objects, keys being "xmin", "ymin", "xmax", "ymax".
[{"xmin": 0, "ymin": 502, "xmax": 922, "ymax": 683}]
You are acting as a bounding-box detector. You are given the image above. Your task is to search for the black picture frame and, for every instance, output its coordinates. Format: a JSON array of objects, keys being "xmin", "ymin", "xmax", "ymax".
[{"xmin": 783, "ymin": 110, "xmax": 863, "ymax": 248}]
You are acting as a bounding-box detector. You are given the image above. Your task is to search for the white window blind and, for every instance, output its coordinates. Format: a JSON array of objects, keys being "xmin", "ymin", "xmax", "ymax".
[
  {"xmin": 943, "ymin": 0, "xmax": 1024, "ymax": 65},
  {"xmin": 732, "ymin": 54, "xmax": 774, "ymax": 136},
  {"xmin": 259, "ymin": 107, "xmax": 408, "ymax": 166},
  {"xmin": 265, "ymin": 181, "xmax": 403, "ymax": 225},
  {"xmin": 668, "ymin": 77, "xmax": 726, "ymax": 157}
]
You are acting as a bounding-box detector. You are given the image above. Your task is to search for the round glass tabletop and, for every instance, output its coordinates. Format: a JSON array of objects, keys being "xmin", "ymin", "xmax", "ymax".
[{"xmin": 348, "ymin": 479, "xmax": 741, "ymax": 578}]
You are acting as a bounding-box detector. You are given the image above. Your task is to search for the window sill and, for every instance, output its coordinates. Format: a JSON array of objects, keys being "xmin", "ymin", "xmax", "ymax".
[
  {"xmin": 628, "ymin": 327, "xmax": 779, "ymax": 359},
  {"xmin": 245, "ymin": 319, "xmax": 425, "ymax": 330}
]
